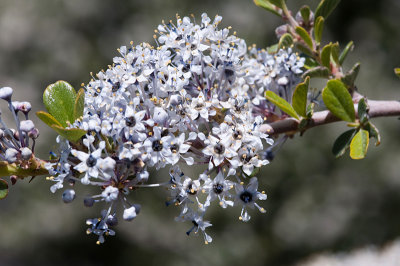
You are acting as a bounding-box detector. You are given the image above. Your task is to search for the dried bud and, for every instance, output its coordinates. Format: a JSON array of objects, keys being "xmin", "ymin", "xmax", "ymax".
[{"xmin": 10, "ymin": 175, "xmax": 18, "ymax": 185}]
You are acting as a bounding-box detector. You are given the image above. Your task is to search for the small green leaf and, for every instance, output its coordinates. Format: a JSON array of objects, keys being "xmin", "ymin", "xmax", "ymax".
[
  {"xmin": 395, "ymin": 68, "xmax": 400, "ymax": 78},
  {"xmin": 268, "ymin": 0, "xmax": 284, "ymax": 8},
  {"xmin": 315, "ymin": 0, "xmax": 341, "ymax": 21},
  {"xmin": 302, "ymin": 66, "xmax": 330, "ymax": 79},
  {"xmin": 43, "ymin": 81, "xmax": 77, "ymax": 127},
  {"xmin": 51, "ymin": 125, "xmax": 86, "ymax": 143},
  {"xmin": 296, "ymin": 43, "xmax": 314, "ymax": 57},
  {"xmin": 265, "ymin": 91, "xmax": 300, "ymax": 119},
  {"xmin": 339, "ymin": 41, "xmax": 354, "ymax": 65},
  {"xmin": 267, "ymin": 43, "xmax": 279, "ymax": 53},
  {"xmin": 322, "ymin": 79, "xmax": 355, "ymax": 122},
  {"xmin": 292, "ymin": 77, "xmax": 310, "ymax": 117},
  {"xmin": 350, "ymin": 129, "xmax": 369, "ymax": 159},
  {"xmin": 341, "ymin": 62, "xmax": 361, "ymax": 88},
  {"xmin": 304, "ymin": 57, "xmax": 319, "ymax": 69},
  {"xmin": 330, "ymin": 42, "xmax": 340, "ymax": 65},
  {"xmin": 295, "ymin": 26, "xmax": 313, "ymax": 49},
  {"xmin": 0, "ymin": 178, "xmax": 8, "ymax": 199},
  {"xmin": 278, "ymin": 33, "xmax": 293, "ymax": 49},
  {"xmin": 365, "ymin": 122, "xmax": 381, "ymax": 146},
  {"xmin": 314, "ymin": 16, "xmax": 324, "ymax": 44},
  {"xmin": 74, "ymin": 88, "xmax": 85, "ymax": 121},
  {"xmin": 300, "ymin": 5, "xmax": 311, "ymax": 24},
  {"xmin": 36, "ymin": 111, "xmax": 63, "ymax": 128},
  {"xmin": 253, "ymin": 0, "xmax": 281, "ymax": 16},
  {"xmin": 332, "ymin": 129, "xmax": 357, "ymax": 157},
  {"xmin": 306, "ymin": 102, "xmax": 315, "ymax": 118},
  {"xmin": 321, "ymin": 43, "xmax": 332, "ymax": 68},
  {"xmin": 357, "ymin": 98, "xmax": 369, "ymax": 124}
]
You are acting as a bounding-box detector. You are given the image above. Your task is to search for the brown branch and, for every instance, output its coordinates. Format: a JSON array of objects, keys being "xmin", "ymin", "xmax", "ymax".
[{"xmin": 259, "ymin": 100, "xmax": 400, "ymax": 136}]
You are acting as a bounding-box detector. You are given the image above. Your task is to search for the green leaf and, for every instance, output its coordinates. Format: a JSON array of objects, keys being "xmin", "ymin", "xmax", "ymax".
[
  {"xmin": 0, "ymin": 178, "xmax": 8, "ymax": 200},
  {"xmin": 341, "ymin": 62, "xmax": 361, "ymax": 88},
  {"xmin": 43, "ymin": 81, "xmax": 77, "ymax": 127},
  {"xmin": 268, "ymin": 0, "xmax": 284, "ymax": 8},
  {"xmin": 321, "ymin": 43, "xmax": 332, "ymax": 68},
  {"xmin": 332, "ymin": 129, "xmax": 357, "ymax": 157},
  {"xmin": 350, "ymin": 129, "xmax": 369, "ymax": 159},
  {"xmin": 292, "ymin": 77, "xmax": 310, "ymax": 117},
  {"xmin": 322, "ymin": 79, "xmax": 355, "ymax": 122},
  {"xmin": 395, "ymin": 68, "xmax": 400, "ymax": 78},
  {"xmin": 265, "ymin": 91, "xmax": 300, "ymax": 119},
  {"xmin": 74, "ymin": 88, "xmax": 85, "ymax": 121},
  {"xmin": 278, "ymin": 33, "xmax": 293, "ymax": 49},
  {"xmin": 300, "ymin": 5, "xmax": 311, "ymax": 24},
  {"xmin": 357, "ymin": 98, "xmax": 369, "ymax": 124},
  {"xmin": 253, "ymin": 0, "xmax": 281, "ymax": 16},
  {"xmin": 36, "ymin": 111, "xmax": 63, "ymax": 128},
  {"xmin": 315, "ymin": 0, "xmax": 341, "ymax": 21},
  {"xmin": 314, "ymin": 16, "xmax": 324, "ymax": 44},
  {"xmin": 339, "ymin": 41, "xmax": 354, "ymax": 65},
  {"xmin": 365, "ymin": 122, "xmax": 381, "ymax": 146},
  {"xmin": 302, "ymin": 66, "xmax": 330, "ymax": 79},
  {"xmin": 52, "ymin": 125, "xmax": 86, "ymax": 143},
  {"xmin": 295, "ymin": 26, "xmax": 313, "ymax": 49}
]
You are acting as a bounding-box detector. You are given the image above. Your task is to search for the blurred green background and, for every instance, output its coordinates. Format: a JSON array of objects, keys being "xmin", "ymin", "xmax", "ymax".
[{"xmin": 0, "ymin": 0, "xmax": 400, "ymax": 265}]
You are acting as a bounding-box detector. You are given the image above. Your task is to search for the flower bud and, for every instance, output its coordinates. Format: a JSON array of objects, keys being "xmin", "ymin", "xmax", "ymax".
[
  {"xmin": 123, "ymin": 204, "xmax": 141, "ymax": 221},
  {"xmin": 12, "ymin": 101, "xmax": 31, "ymax": 114},
  {"xmin": 169, "ymin": 94, "xmax": 182, "ymax": 106},
  {"xmin": 20, "ymin": 120, "xmax": 35, "ymax": 132},
  {"xmin": 275, "ymin": 25, "xmax": 288, "ymax": 39},
  {"xmin": 0, "ymin": 87, "xmax": 13, "ymax": 101},
  {"xmin": 20, "ymin": 147, "xmax": 32, "ymax": 160},
  {"xmin": 84, "ymin": 196, "xmax": 95, "ymax": 207},
  {"xmin": 153, "ymin": 107, "xmax": 168, "ymax": 125},
  {"xmin": 28, "ymin": 128, "xmax": 40, "ymax": 139},
  {"xmin": 5, "ymin": 148, "xmax": 18, "ymax": 163},
  {"xmin": 62, "ymin": 189, "xmax": 76, "ymax": 203},
  {"xmin": 106, "ymin": 215, "xmax": 118, "ymax": 226}
]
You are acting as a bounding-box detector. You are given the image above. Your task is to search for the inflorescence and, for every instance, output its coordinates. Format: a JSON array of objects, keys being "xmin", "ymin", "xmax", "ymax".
[{"xmin": 2, "ymin": 13, "xmax": 304, "ymax": 244}]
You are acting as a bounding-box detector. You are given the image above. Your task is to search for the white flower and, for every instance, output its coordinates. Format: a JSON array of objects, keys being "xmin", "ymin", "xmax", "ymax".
[
  {"xmin": 235, "ymin": 177, "xmax": 267, "ymax": 222},
  {"xmin": 101, "ymin": 186, "xmax": 119, "ymax": 202}
]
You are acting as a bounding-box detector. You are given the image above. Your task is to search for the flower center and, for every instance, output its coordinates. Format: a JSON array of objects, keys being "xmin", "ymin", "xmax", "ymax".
[
  {"xmin": 86, "ymin": 155, "xmax": 97, "ymax": 167},
  {"xmin": 170, "ymin": 143, "xmax": 179, "ymax": 153},
  {"xmin": 152, "ymin": 139, "xmax": 163, "ymax": 152},
  {"xmin": 213, "ymin": 143, "xmax": 225, "ymax": 155},
  {"xmin": 240, "ymin": 191, "xmax": 253, "ymax": 203},
  {"xmin": 112, "ymin": 82, "xmax": 120, "ymax": 92},
  {"xmin": 213, "ymin": 183, "xmax": 224, "ymax": 194},
  {"xmin": 125, "ymin": 116, "xmax": 136, "ymax": 127}
]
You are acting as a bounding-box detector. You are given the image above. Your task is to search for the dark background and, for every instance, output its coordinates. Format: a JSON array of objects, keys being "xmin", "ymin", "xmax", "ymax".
[{"xmin": 0, "ymin": 0, "xmax": 400, "ymax": 265}]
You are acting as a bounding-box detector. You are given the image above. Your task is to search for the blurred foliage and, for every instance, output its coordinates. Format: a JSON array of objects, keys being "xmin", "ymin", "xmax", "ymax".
[{"xmin": 1, "ymin": 0, "xmax": 400, "ymax": 265}]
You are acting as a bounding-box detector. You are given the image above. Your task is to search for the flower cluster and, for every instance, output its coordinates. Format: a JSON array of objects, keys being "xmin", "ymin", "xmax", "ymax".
[
  {"xmin": 0, "ymin": 87, "xmax": 40, "ymax": 184},
  {"xmin": 46, "ymin": 13, "xmax": 304, "ymax": 244}
]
